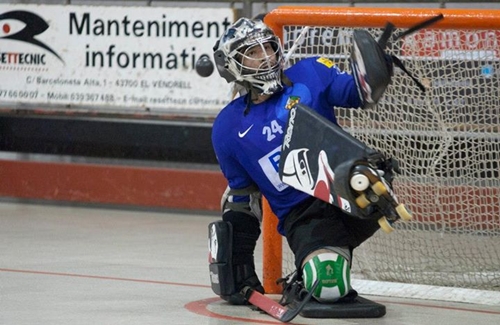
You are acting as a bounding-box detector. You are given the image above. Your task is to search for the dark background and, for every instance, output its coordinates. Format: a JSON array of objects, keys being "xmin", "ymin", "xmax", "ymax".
[{"xmin": 0, "ymin": 110, "xmax": 219, "ymax": 165}]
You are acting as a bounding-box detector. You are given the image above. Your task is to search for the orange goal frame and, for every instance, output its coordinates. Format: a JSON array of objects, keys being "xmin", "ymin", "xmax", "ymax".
[{"xmin": 261, "ymin": 6, "xmax": 500, "ymax": 294}]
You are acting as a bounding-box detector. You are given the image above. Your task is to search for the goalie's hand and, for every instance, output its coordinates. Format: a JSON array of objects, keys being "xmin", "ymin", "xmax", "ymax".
[
  {"xmin": 350, "ymin": 29, "xmax": 393, "ymax": 109},
  {"xmin": 351, "ymin": 14, "xmax": 444, "ymax": 109}
]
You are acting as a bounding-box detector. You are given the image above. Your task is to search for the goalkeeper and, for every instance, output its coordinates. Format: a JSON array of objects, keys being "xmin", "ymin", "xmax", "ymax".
[{"xmin": 208, "ymin": 17, "xmax": 393, "ymax": 305}]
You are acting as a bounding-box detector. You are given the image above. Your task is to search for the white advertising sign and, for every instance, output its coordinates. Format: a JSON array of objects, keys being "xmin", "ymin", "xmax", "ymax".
[{"xmin": 0, "ymin": 4, "xmax": 235, "ymax": 113}]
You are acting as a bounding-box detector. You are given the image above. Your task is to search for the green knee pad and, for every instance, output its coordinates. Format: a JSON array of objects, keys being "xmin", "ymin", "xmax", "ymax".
[{"xmin": 302, "ymin": 251, "xmax": 351, "ymax": 302}]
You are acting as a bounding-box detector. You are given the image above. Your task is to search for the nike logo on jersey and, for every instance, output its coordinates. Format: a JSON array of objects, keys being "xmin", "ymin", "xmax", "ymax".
[{"xmin": 238, "ymin": 124, "xmax": 254, "ymax": 138}]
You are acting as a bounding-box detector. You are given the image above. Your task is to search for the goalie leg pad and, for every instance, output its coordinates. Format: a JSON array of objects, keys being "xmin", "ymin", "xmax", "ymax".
[
  {"xmin": 208, "ymin": 220, "xmax": 235, "ymax": 296},
  {"xmin": 302, "ymin": 249, "xmax": 352, "ymax": 303},
  {"xmin": 208, "ymin": 218, "xmax": 264, "ymax": 305},
  {"xmin": 350, "ymin": 29, "xmax": 393, "ymax": 109}
]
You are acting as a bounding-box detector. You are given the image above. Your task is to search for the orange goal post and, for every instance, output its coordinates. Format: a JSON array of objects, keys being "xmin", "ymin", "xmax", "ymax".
[{"xmin": 261, "ymin": 7, "xmax": 500, "ymax": 295}]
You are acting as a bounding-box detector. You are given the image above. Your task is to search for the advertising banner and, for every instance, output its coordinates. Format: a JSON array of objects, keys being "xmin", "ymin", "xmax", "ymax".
[{"xmin": 0, "ymin": 4, "xmax": 234, "ymax": 113}]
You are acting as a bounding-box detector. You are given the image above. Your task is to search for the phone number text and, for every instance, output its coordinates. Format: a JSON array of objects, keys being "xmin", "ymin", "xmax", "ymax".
[
  {"xmin": 47, "ymin": 91, "xmax": 115, "ymax": 103},
  {"xmin": 0, "ymin": 89, "xmax": 39, "ymax": 100}
]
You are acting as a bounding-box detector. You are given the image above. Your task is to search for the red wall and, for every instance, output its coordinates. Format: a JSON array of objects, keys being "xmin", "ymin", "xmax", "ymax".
[{"xmin": 1, "ymin": 159, "xmax": 227, "ymax": 211}]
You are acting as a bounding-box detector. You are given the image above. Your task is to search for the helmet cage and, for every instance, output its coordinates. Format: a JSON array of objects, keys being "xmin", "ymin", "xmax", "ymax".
[{"xmin": 214, "ymin": 18, "xmax": 284, "ymax": 96}]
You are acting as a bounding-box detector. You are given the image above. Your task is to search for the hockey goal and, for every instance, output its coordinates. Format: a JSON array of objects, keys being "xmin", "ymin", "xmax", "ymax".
[{"xmin": 261, "ymin": 7, "xmax": 500, "ymax": 295}]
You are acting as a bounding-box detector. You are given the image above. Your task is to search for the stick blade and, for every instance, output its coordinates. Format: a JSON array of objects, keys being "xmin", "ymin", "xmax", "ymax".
[
  {"xmin": 243, "ymin": 280, "xmax": 319, "ymax": 323},
  {"xmin": 245, "ymin": 289, "xmax": 290, "ymax": 321}
]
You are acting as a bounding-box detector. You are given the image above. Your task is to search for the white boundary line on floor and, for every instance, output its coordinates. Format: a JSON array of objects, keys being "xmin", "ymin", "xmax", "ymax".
[{"xmin": 353, "ymin": 279, "xmax": 500, "ymax": 306}]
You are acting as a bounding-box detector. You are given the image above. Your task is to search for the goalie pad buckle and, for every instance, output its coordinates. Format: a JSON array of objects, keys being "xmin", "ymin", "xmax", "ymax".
[
  {"xmin": 220, "ymin": 185, "xmax": 263, "ymax": 221},
  {"xmin": 350, "ymin": 30, "xmax": 393, "ymax": 109}
]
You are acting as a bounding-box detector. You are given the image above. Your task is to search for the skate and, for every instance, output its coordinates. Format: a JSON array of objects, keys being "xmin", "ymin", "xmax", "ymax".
[
  {"xmin": 275, "ymin": 271, "xmax": 386, "ymax": 319},
  {"xmin": 342, "ymin": 161, "xmax": 412, "ymax": 233},
  {"xmin": 280, "ymin": 103, "xmax": 412, "ymax": 233}
]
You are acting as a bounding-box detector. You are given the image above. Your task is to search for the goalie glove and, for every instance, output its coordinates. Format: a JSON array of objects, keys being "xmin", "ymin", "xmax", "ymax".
[
  {"xmin": 350, "ymin": 29, "xmax": 393, "ymax": 109},
  {"xmin": 351, "ymin": 14, "xmax": 445, "ymax": 109}
]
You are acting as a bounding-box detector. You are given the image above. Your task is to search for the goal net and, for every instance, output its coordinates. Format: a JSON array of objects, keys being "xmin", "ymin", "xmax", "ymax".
[{"xmin": 261, "ymin": 7, "xmax": 500, "ymax": 295}]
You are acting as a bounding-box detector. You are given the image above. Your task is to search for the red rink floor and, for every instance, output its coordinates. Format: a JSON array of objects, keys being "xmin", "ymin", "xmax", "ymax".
[{"xmin": 1, "ymin": 201, "xmax": 499, "ymax": 325}]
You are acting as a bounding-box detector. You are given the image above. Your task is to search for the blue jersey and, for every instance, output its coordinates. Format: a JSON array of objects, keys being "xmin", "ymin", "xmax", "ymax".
[{"xmin": 212, "ymin": 57, "xmax": 361, "ymax": 235}]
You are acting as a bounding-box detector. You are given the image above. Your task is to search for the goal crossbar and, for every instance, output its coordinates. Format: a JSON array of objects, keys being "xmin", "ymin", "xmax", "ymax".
[{"xmin": 265, "ymin": 7, "xmax": 500, "ymax": 33}]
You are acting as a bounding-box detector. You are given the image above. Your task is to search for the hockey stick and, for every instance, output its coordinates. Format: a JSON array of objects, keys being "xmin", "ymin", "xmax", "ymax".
[
  {"xmin": 394, "ymin": 13, "xmax": 444, "ymax": 41},
  {"xmin": 376, "ymin": 14, "xmax": 445, "ymax": 93},
  {"xmin": 242, "ymin": 279, "xmax": 319, "ymax": 323},
  {"xmin": 378, "ymin": 14, "xmax": 444, "ymax": 49}
]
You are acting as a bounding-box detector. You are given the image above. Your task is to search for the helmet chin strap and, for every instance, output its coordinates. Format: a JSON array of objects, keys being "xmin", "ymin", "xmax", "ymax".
[
  {"xmin": 236, "ymin": 80, "xmax": 265, "ymax": 101},
  {"xmin": 250, "ymin": 88, "xmax": 260, "ymax": 102},
  {"xmin": 245, "ymin": 70, "xmax": 293, "ymax": 105},
  {"xmin": 240, "ymin": 70, "xmax": 292, "ymax": 116},
  {"xmin": 282, "ymin": 72, "xmax": 293, "ymax": 87},
  {"xmin": 241, "ymin": 83, "xmax": 270, "ymax": 116}
]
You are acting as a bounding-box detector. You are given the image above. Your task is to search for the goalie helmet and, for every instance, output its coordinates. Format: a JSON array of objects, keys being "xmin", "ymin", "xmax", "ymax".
[{"xmin": 213, "ymin": 18, "xmax": 284, "ymax": 96}]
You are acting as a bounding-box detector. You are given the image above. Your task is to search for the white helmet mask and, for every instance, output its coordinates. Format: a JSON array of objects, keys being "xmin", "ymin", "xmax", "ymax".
[{"xmin": 214, "ymin": 18, "xmax": 284, "ymax": 96}]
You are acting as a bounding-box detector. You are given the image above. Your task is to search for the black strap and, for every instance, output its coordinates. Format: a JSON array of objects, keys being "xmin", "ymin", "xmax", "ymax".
[
  {"xmin": 377, "ymin": 22, "xmax": 395, "ymax": 49},
  {"xmin": 395, "ymin": 14, "xmax": 445, "ymax": 41},
  {"xmin": 391, "ymin": 55, "xmax": 427, "ymax": 92},
  {"xmin": 377, "ymin": 14, "xmax": 444, "ymax": 94}
]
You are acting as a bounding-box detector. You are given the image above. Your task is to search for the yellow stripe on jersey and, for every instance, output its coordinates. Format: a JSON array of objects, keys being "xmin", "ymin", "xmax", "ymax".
[{"xmin": 316, "ymin": 57, "xmax": 334, "ymax": 68}]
